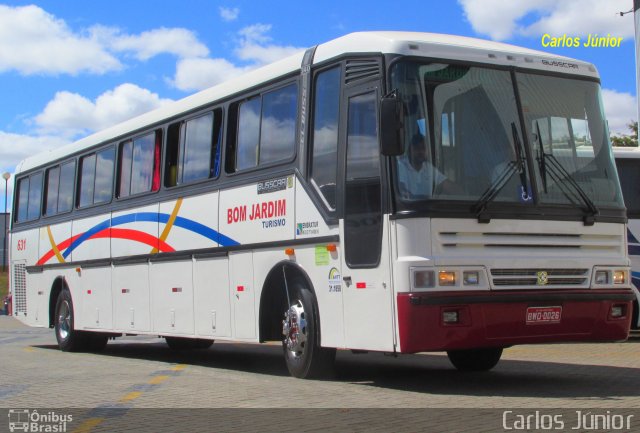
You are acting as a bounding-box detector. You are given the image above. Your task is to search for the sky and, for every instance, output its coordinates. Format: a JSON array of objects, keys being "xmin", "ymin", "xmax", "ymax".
[{"xmin": 0, "ymin": 0, "xmax": 637, "ymax": 210}]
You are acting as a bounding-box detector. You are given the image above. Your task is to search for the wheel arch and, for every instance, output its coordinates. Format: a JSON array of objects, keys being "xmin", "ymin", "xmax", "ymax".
[
  {"xmin": 48, "ymin": 276, "xmax": 68, "ymax": 328},
  {"xmin": 258, "ymin": 261, "xmax": 320, "ymax": 342}
]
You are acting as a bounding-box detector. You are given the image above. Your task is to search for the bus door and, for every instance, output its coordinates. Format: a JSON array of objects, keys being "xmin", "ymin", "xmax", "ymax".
[{"xmin": 339, "ymin": 84, "xmax": 395, "ymax": 351}]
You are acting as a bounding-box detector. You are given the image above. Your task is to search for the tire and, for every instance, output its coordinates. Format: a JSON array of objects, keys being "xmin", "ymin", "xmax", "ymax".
[
  {"xmin": 282, "ymin": 280, "xmax": 335, "ymax": 379},
  {"xmin": 54, "ymin": 288, "xmax": 88, "ymax": 352},
  {"xmin": 447, "ymin": 347, "xmax": 503, "ymax": 371},
  {"xmin": 165, "ymin": 337, "xmax": 213, "ymax": 351}
]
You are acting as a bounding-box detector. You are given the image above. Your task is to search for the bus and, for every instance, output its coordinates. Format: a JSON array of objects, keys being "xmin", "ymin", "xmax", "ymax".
[
  {"xmin": 8, "ymin": 32, "xmax": 635, "ymax": 378},
  {"xmin": 613, "ymin": 146, "xmax": 640, "ymax": 329}
]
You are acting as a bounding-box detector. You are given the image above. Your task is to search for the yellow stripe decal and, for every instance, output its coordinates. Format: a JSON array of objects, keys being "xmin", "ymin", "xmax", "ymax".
[
  {"xmin": 47, "ymin": 226, "xmax": 66, "ymax": 263},
  {"xmin": 151, "ymin": 198, "xmax": 183, "ymax": 254}
]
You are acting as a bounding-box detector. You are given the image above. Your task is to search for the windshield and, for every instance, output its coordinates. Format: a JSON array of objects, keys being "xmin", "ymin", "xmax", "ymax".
[{"xmin": 389, "ymin": 60, "xmax": 624, "ymax": 216}]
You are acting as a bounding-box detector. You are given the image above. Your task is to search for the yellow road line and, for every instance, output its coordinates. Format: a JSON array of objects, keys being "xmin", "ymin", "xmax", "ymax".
[
  {"xmin": 148, "ymin": 375, "xmax": 170, "ymax": 385},
  {"xmin": 120, "ymin": 391, "xmax": 143, "ymax": 402},
  {"xmin": 23, "ymin": 347, "xmax": 35, "ymax": 352},
  {"xmin": 170, "ymin": 364, "xmax": 187, "ymax": 371},
  {"xmin": 71, "ymin": 418, "xmax": 104, "ymax": 433}
]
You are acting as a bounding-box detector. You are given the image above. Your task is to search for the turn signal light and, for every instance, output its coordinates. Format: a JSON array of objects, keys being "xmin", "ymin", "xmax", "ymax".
[
  {"xmin": 439, "ymin": 271, "xmax": 456, "ymax": 286},
  {"xmin": 613, "ymin": 270, "xmax": 626, "ymax": 285}
]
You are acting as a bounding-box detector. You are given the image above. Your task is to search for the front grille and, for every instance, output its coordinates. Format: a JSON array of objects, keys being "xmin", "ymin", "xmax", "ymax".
[
  {"xmin": 12, "ymin": 263, "xmax": 27, "ymax": 314},
  {"xmin": 490, "ymin": 268, "xmax": 589, "ymax": 288}
]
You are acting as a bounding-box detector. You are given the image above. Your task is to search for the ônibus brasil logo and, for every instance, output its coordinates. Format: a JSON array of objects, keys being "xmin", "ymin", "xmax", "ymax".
[{"xmin": 8, "ymin": 409, "xmax": 73, "ymax": 432}]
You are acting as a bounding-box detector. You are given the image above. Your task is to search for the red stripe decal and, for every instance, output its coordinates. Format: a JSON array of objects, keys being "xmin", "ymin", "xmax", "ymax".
[{"xmin": 356, "ymin": 282, "xmax": 366, "ymax": 289}]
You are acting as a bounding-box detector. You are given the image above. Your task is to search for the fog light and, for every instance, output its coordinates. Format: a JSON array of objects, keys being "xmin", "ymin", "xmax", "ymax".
[
  {"xmin": 439, "ymin": 271, "xmax": 456, "ymax": 286},
  {"xmin": 412, "ymin": 269, "xmax": 435, "ymax": 289},
  {"xmin": 613, "ymin": 270, "xmax": 626, "ymax": 285},
  {"xmin": 463, "ymin": 271, "xmax": 480, "ymax": 285},
  {"xmin": 595, "ymin": 270, "xmax": 609, "ymax": 285},
  {"xmin": 610, "ymin": 304, "xmax": 626, "ymax": 318},
  {"xmin": 443, "ymin": 310, "xmax": 459, "ymax": 323}
]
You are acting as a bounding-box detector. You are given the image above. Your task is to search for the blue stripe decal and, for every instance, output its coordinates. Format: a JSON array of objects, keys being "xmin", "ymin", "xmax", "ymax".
[
  {"xmin": 628, "ymin": 228, "xmax": 640, "ymax": 244},
  {"xmin": 62, "ymin": 212, "xmax": 238, "ymax": 257},
  {"xmin": 629, "ymin": 244, "xmax": 640, "ymax": 257}
]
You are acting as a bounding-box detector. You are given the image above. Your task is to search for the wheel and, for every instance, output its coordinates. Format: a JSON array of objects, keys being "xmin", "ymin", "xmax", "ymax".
[
  {"xmin": 165, "ymin": 337, "xmax": 213, "ymax": 351},
  {"xmin": 282, "ymin": 280, "xmax": 335, "ymax": 379},
  {"xmin": 447, "ymin": 347, "xmax": 503, "ymax": 371},
  {"xmin": 54, "ymin": 288, "xmax": 88, "ymax": 352}
]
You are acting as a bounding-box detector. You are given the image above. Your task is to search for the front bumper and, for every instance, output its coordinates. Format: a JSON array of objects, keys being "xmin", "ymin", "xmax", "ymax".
[{"xmin": 397, "ymin": 289, "xmax": 634, "ymax": 353}]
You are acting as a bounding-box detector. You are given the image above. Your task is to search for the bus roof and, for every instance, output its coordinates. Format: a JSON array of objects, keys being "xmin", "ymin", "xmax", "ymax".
[{"xmin": 15, "ymin": 31, "xmax": 599, "ymax": 174}]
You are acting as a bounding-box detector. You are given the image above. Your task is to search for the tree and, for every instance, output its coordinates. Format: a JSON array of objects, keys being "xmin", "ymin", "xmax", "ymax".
[{"xmin": 611, "ymin": 121, "xmax": 638, "ymax": 147}]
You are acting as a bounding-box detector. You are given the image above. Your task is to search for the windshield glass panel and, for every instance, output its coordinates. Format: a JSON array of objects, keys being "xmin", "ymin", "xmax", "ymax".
[
  {"xmin": 389, "ymin": 60, "xmax": 624, "ymax": 215},
  {"xmin": 390, "ymin": 61, "xmax": 531, "ymax": 205},
  {"xmin": 517, "ymin": 73, "xmax": 623, "ymax": 208}
]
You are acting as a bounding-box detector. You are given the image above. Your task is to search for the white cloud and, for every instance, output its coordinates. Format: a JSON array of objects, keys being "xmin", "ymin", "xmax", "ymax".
[
  {"xmin": 602, "ymin": 89, "xmax": 638, "ymax": 136},
  {"xmin": 0, "ymin": 132, "xmax": 70, "ymax": 177},
  {"xmin": 35, "ymin": 83, "xmax": 173, "ymax": 138},
  {"xmin": 219, "ymin": 7, "xmax": 240, "ymax": 22},
  {"xmin": 103, "ymin": 27, "xmax": 210, "ymax": 60},
  {"xmin": 172, "ymin": 58, "xmax": 251, "ymax": 92},
  {"xmin": 235, "ymin": 24, "xmax": 304, "ymax": 64},
  {"xmin": 459, "ymin": 0, "xmax": 635, "ymax": 41},
  {"xmin": 170, "ymin": 24, "xmax": 305, "ymax": 92},
  {"xmin": 0, "ymin": 4, "xmax": 121, "ymax": 75}
]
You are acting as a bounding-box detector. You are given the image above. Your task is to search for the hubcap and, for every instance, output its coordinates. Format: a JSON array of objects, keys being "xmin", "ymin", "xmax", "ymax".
[
  {"xmin": 58, "ymin": 300, "xmax": 71, "ymax": 340},
  {"xmin": 282, "ymin": 300, "xmax": 307, "ymax": 358}
]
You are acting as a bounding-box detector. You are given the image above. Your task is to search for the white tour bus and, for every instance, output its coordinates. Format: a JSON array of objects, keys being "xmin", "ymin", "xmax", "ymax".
[
  {"xmin": 613, "ymin": 146, "xmax": 640, "ymax": 328},
  {"xmin": 8, "ymin": 32, "xmax": 635, "ymax": 378}
]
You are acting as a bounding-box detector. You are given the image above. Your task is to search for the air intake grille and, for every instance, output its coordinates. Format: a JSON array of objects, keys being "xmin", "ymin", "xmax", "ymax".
[
  {"xmin": 12, "ymin": 263, "xmax": 27, "ymax": 314},
  {"xmin": 345, "ymin": 59, "xmax": 380, "ymax": 85},
  {"xmin": 490, "ymin": 268, "xmax": 589, "ymax": 288}
]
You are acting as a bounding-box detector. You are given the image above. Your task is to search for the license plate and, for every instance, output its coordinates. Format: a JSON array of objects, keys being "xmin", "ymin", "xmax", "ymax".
[{"xmin": 526, "ymin": 306, "xmax": 562, "ymax": 324}]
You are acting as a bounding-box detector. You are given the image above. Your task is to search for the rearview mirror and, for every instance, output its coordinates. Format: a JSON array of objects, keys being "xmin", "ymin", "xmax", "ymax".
[{"xmin": 380, "ymin": 92, "xmax": 404, "ymax": 156}]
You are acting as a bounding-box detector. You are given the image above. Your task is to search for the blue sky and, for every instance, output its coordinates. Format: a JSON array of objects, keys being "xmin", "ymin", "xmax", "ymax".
[{"xmin": 0, "ymin": 0, "xmax": 637, "ymax": 209}]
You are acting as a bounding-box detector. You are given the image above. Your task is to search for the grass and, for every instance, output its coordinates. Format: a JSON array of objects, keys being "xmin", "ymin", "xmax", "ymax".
[{"xmin": 0, "ymin": 270, "xmax": 7, "ymax": 300}]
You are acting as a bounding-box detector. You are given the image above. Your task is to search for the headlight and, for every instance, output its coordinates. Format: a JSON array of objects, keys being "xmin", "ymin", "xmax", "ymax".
[
  {"xmin": 613, "ymin": 270, "xmax": 627, "ymax": 285},
  {"xmin": 412, "ymin": 269, "xmax": 435, "ymax": 289},
  {"xmin": 595, "ymin": 270, "xmax": 609, "ymax": 285},
  {"xmin": 438, "ymin": 271, "xmax": 456, "ymax": 286}
]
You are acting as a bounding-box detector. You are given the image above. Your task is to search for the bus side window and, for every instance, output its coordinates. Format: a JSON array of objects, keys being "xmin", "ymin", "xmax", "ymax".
[
  {"xmin": 165, "ymin": 110, "xmax": 220, "ymax": 187},
  {"xmin": 77, "ymin": 147, "xmax": 114, "ymax": 208},
  {"xmin": 15, "ymin": 172, "xmax": 43, "ymax": 223},
  {"xmin": 310, "ymin": 67, "xmax": 340, "ymax": 211},
  {"xmin": 117, "ymin": 130, "xmax": 161, "ymax": 198}
]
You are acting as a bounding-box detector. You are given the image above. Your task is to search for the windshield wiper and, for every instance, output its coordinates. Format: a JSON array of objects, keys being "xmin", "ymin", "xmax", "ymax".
[
  {"xmin": 535, "ymin": 121, "xmax": 599, "ymax": 225},
  {"xmin": 474, "ymin": 123, "xmax": 529, "ymax": 222}
]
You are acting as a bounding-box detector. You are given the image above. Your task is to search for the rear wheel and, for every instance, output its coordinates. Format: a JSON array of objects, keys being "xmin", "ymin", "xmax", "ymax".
[
  {"xmin": 282, "ymin": 280, "xmax": 335, "ymax": 379},
  {"xmin": 54, "ymin": 288, "xmax": 88, "ymax": 352},
  {"xmin": 165, "ymin": 337, "xmax": 213, "ymax": 351},
  {"xmin": 447, "ymin": 347, "xmax": 503, "ymax": 371}
]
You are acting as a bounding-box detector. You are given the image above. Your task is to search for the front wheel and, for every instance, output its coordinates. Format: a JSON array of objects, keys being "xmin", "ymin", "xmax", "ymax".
[
  {"xmin": 282, "ymin": 281, "xmax": 335, "ymax": 379},
  {"xmin": 447, "ymin": 347, "xmax": 503, "ymax": 371},
  {"xmin": 54, "ymin": 289, "xmax": 87, "ymax": 352}
]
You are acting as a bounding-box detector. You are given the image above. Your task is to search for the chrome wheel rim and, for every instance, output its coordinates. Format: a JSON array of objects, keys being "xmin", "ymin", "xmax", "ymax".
[
  {"xmin": 282, "ymin": 300, "xmax": 307, "ymax": 358},
  {"xmin": 58, "ymin": 300, "xmax": 71, "ymax": 340}
]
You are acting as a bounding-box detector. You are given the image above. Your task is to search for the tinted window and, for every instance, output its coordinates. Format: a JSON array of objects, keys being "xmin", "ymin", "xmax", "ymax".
[
  {"xmin": 260, "ymin": 84, "xmax": 297, "ymax": 164},
  {"xmin": 45, "ymin": 166, "xmax": 60, "ymax": 216},
  {"xmin": 119, "ymin": 132, "xmax": 158, "ymax": 197},
  {"xmin": 79, "ymin": 147, "xmax": 114, "ymax": 207},
  {"xmin": 237, "ymin": 97, "xmax": 261, "ymax": 170},
  {"xmin": 311, "ymin": 67, "xmax": 340, "ymax": 210},
  {"xmin": 183, "ymin": 113, "xmax": 214, "ymax": 183},
  {"xmin": 166, "ymin": 110, "xmax": 221, "ymax": 187},
  {"xmin": 233, "ymin": 83, "xmax": 298, "ymax": 172},
  {"xmin": 615, "ymin": 158, "xmax": 640, "ymax": 216},
  {"xmin": 16, "ymin": 177, "xmax": 30, "ymax": 222},
  {"xmin": 58, "ymin": 161, "xmax": 75, "ymax": 213}
]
